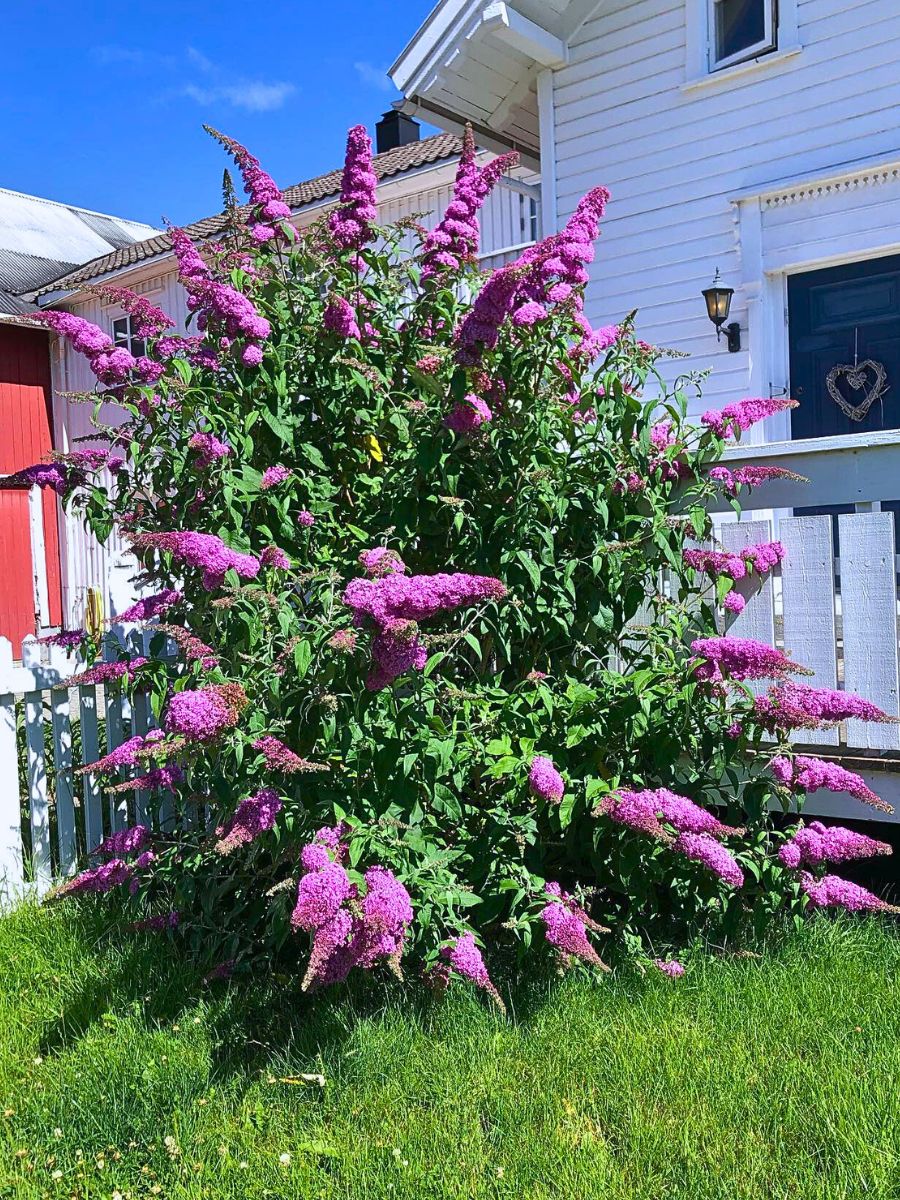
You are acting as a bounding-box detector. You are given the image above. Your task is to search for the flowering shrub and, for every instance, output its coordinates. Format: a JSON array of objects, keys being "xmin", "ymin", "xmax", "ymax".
[{"xmin": 36, "ymin": 126, "xmax": 896, "ymax": 1002}]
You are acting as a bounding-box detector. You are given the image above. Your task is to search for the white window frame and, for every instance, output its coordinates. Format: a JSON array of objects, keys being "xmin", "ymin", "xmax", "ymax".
[
  {"xmin": 708, "ymin": 0, "xmax": 776, "ymax": 72},
  {"xmin": 111, "ymin": 314, "xmax": 145, "ymax": 358}
]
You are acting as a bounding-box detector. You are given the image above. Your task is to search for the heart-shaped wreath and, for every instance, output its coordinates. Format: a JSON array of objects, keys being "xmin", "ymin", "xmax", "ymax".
[{"xmin": 825, "ymin": 358, "xmax": 889, "ymax": 422}]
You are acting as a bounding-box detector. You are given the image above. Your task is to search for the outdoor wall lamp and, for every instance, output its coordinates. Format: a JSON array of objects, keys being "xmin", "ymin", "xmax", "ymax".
[{"xmin": 702, "ymin": 268, "xmax": 741, "ymax": 353}]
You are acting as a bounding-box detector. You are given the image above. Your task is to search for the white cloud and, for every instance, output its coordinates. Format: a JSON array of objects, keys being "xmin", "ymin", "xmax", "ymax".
[
  {"xmin": 181, "ymin": 80, "xmax": 296, "ymax": 113},
  {"xmin": 353, "ymin": 61, "xmax": 395, "ymax": 94}
]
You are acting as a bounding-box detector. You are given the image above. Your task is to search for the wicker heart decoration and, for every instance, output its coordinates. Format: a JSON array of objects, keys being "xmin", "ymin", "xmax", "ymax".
[{"xmin": 825, "ymin": 359, "xmax": 888, "ymax": 422}]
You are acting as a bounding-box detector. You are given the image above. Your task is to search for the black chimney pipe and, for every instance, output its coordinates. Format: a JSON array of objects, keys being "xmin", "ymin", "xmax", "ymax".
[{"xmin": 375, "ymin": 109, "xmax": 421, "ymax": 154}]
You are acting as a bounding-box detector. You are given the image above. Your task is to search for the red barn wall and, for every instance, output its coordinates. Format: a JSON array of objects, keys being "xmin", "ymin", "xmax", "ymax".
[{"xmin": 0, "ymin": 324, "xmax": 62, "ymax": 654}]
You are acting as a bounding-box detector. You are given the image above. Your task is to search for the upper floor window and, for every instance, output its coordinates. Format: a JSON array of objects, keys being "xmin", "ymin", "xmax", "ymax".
[
  {"xmin": 710, "ymin": 0, "xmax": 776, "ymax": 70},
  {"xmin": 112, "ymin": 314, "xmax": 145, "ymax": 358}
]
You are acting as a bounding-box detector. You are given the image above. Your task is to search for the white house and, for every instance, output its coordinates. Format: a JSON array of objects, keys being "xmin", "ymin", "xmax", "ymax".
[
  {"xmin": 29, "ymin": 113, "xmax": 539, "ymax": 635},
  {"xmin": 392, "ymin": 0, "xmax": 900, "ymax": 820}
]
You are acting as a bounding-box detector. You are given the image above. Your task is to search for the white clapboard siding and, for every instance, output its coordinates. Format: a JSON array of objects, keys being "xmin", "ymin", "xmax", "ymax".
[
  {"xmin": 839, "ymin": 512, "xmax": 900, "ymax": 750},
  {"xmin": 779, "ymin": 516, "xmax": 839, "ymax": 748},
  {"xmin": 554, "ymin": 0, "xmax": 900, "ymax": 413}
]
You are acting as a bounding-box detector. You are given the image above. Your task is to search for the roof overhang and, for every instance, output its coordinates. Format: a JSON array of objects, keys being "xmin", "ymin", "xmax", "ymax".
[{"xmin": 391, "ymin": 0, "xmax": 597, "ymax": 159}]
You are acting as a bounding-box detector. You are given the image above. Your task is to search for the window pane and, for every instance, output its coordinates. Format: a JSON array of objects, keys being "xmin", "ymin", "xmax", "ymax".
[
  {"xmin": 715, "ymin": 0, "xmax": 766, "ymax": 61},
  {"xmin": 112, "ymin": 317, "xmax": 129, "ymax": 346}
]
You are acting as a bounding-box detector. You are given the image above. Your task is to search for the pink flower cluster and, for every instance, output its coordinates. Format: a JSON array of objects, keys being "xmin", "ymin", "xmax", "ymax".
[
  {"xmin": 455, "ymin": 263, "xmax": 524, "ymax": 365},
  {"xmin": 343, "ymin": 569, "xmax": 507, "ymax": 689},
  {"xmin": 359, "ymin": 547, "xmax": 407, "ymax": 576},
  {"xmin": 438, "ymin": 933, "xmax": 505, "ymax": 1011},
  {"xmin": 163, "ymin": 683, "xmax": 247, "ymax": 741},
  {"xmin": 97, "ymin": 823, "xmax": 152, "ymax": 859},
  {"xmin": 323, "ymin": 295, "xmax": 361, "ymax": 340},
  {"xmin": 328, "ymin": 125, "xmax": 377, "ymax": 250},
  {"xmin": 115, "ymin": 589, "xmax": 182, "ymax": 623},
  {"xmin": 252, "ymin": 735, "xmax": 327, "ymax": 774},
  {"xmin": 92, "ymin": 285, "xmax": 174, "ymax": 338},
  {"xmin": 778, "ymin": 820, "xmax": 892, "ymax": 869},
  {"xmin": 131, "ymin": 911, "xmax": 180, "ymax": 932},
  {"xmin": 328, "ymin": 629, "xmax": 358, "ymax": 653},
  {"xmin": 260, "ymin": 465, "xmax": 291, "ymax": 490},
  {"xmin": 701, "ymin": 397, "xmax": 798, "ymax": 439},
  {"xmin": 57, "ymin": 858, "xmax": 134, "ymax": 897},
  {"xmin": 598, "ymin": 787, "xmax": 739, "ymax": 842},
  {"xmin": 755, "ymin": 683, "xmax": 895, "ymax": 732},
  {"xmin": 444, "ymin": 394, "xmax": 492, "ymax": 434},
  {"xmin": 541, "ymin": 885, "xmax": 608, "ymax": 971},
  {"xmin": 36, "ymin": 629, "xmax": 86, "ymax": 649},
  {"xmin": 684, "ymin": 541, "xmax": 785, "ymax": 583},
  {"xmin": 170, "ymin": 225, "xmax": 270, "ymax": 365},
  {"xmin": 709, "ymin": 465, "xmax": 807, "ymax": 497},
  {"xmin": 674, "ymin": 832, "xmax": 745, "ymax": 888},
  {"xmin": 690, "ymin": 636, "xmax": 804, "ymax": 683},
  {"xmin": 188, "ymin": 431, "xmax": 231, "ymax": 467},
  {"xmin": 799, "ymin": 871, "xmax": 899, "ymax": 914},
  {"xmin": 421, "ymin": 127, "xmax": 519, "ymax": 277},
  {"xmin": 61, "ymin": 448, "xmax": 125, "ymax": 474},
  {"xmin": 297, "ymin": 509, "xmax": 316, "ymax": 528},
  {"xmin": 455, "ymin": 186, "xmax": 610, "ymax": 364},
  {"xmin": 130, "ymin": 531, "xmax": 260, "ymax": 590},
  {"xmin": 654, "ymin": 959, "xmax": 685, "ymax": 978},
  {"xmin": 80, "ymin": 730, "xmax": 166, "ymax": 776},
  {"xmin": 29, "ymin": 310, "xmax": 163, "ymax": 386},
  {"xmin": 211, "ymin": 129, "xmax": 293, "ymax": 242},
  {"xmin": 64, "ymin": 657, "xmax": 148, "ymax": 687},
  {"xmin": 529, "ymin": 755, "xmax": 565, "ymax": 804},
  {"xmin": 215, "ymin": 788, "xmax": 283, "ymax": 854},
  {"xmin": 5, "ymin": 462, "xmax": 70, "ymax": 494},
  {"xmin": 292, "ymin": 830, "xmax": 413, "ymax": 990},
  {"xmin": 157, "ymin": 623, "xmax": 219, "ymax": 670},
  {"xmin": 770, "ymin": 755, "xmax": 892, "ymax": 814}
]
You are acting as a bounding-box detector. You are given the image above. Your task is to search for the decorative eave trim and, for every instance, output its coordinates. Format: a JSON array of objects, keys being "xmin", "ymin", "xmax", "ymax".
[{"xmin": 730, "ymin": 152, "xmax": 900, "ymax": 210}]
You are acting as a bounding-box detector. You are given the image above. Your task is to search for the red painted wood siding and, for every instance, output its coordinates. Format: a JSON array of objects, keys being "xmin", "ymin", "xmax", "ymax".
[
  {"xmin": 0, "ymin": 490, "xmax": 37, "ymax": 656},
  {"xmin": 0, "ymin": 325, "xmax": 62, "ymax": 653}
]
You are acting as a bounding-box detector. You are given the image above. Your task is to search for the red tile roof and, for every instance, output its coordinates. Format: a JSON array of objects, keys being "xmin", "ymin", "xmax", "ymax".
[{"xmin": 36, "ymin": 132, "xmax": 463, "ymax": 298}]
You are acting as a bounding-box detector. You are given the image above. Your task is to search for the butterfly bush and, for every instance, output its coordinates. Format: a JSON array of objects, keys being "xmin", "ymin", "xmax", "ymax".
[{"xmin": 48, "ymin": 123, "xmax": 898, "ymax": 1001}]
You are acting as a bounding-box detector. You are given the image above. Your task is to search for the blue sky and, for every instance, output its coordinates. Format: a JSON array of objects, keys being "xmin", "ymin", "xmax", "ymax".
[{"xmin": 2, "ymin": 0, "xmax": 437, "ymax": 227}]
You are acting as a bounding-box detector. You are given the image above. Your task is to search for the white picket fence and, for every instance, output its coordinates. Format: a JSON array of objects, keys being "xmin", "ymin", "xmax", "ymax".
[{"xmin": 0, "ymin": 632, "xmax": 159, "ymax": 906}]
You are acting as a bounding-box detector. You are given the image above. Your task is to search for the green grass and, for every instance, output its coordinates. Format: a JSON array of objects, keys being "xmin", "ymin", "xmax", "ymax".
[{"xmin": 1, "ymin": 906, "xmax": 899, "ymax": 1199}]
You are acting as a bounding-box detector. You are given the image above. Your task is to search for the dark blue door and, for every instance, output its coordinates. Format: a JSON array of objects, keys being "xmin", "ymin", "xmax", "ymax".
[{"xmin": 789, "ymin": 255, "xmax": 900, "ymax": 440}]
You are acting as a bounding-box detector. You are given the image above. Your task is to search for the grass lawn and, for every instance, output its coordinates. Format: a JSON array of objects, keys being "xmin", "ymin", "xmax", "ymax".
[{"xmin": 1, "ymin": 905, "xmax": 899, "ymax": 1199}]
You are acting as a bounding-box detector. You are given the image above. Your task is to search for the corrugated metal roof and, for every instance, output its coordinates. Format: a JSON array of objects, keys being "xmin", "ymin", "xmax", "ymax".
[
  {"xmin": 36, "ymin": 132, "xmax": 464, "ymax": 297},
  {"xmin": 0, "ymin": 289, "xmax": 40, "ymax": 317},
  {"xmin": 0, "ymin": 249, "xmax": 80, "ymax": 292},
  {"xmin": 0, "ymin": 186, "xmax": 159, "ymax": 296}
]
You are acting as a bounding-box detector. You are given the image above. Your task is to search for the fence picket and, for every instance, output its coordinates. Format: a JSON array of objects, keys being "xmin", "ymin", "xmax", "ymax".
[
  {"xmin": 129, "ymin": 630, "xmax": 152, "ymax": 825},
  {"xmin": 779, "ymin": 516, "xmax": 839, "ymax": 748},
  {"xmin": 51, "ymin": 688, "xmax": 76, "ymax": 875},
  {"xmin": 105, "ymin": 638, "xmax": 131, "ymax": 832},
  {"xmin": 0, "ymin": 638, "xmax": 23, "ymax": 906},
  {"xmin": 720, "ymin": 521, "xmax": 776, "ymax": 702},
  {"xmin": 24, "ymin": 690, "xmax": 51, "ymax": 894},
  {"xmin": 839, "ymin": 512, "xmax": 900, "ymax": 750},
  {"xmin": 79, "ymin": 686, "xmax": 104, "ymax": 851}
]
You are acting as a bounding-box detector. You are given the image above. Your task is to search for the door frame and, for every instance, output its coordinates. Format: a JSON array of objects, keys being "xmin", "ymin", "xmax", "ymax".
[{"xmin": 734, "ymin": 154, "xmax": 900, "ymax": 445}]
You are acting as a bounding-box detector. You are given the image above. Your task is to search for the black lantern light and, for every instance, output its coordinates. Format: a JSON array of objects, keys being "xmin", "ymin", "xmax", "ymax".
[{"xmin": 702, "ymin": 268, "xmax": 741, "ymax": 353}]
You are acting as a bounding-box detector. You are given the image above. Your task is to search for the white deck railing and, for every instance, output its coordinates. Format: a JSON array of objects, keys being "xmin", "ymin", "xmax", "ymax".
[{"xmin": 706, "ymin": 432, "xmax": 900, "ymax": 821}]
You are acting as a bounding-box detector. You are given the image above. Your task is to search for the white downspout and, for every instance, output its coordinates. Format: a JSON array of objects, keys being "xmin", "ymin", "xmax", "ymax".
[{"xmin": 536, "ymin": 68, "xmax": 558, "ymax": 236}]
